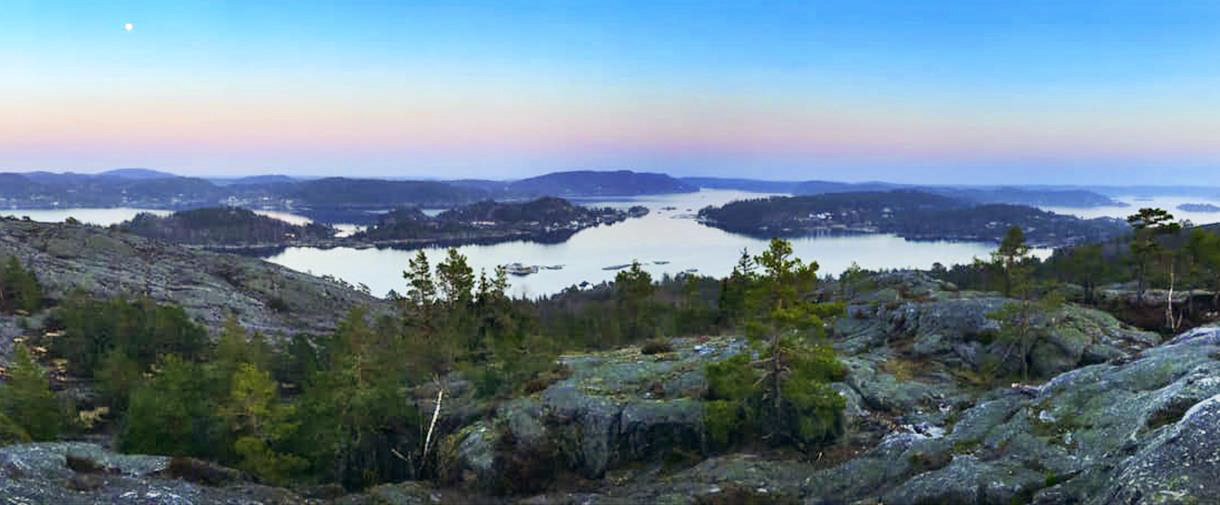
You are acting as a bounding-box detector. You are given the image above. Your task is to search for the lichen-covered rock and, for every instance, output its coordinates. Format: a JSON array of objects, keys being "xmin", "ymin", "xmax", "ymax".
[
  {"xmin": 881, "ymin": 455, "xmax": 1044, "ymax": 505},
  {"xmin": 0, "ymin": 218, "xmax": 388, "ymax": 337},
  {"xmin": 1098, "ymin": 394, "xmax": 1220, "ymax": 504},
  {"xmin": 0, "ymin": 442, "xmax": 313, "ymax": 504},
  {"xmin": 438, "ymin": 422, "xmax": 498, "ymax": 489}
]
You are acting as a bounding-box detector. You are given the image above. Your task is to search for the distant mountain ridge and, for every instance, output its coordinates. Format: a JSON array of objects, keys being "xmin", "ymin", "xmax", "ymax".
[
  {"xmin": 506, "ymin": 170, "xmax": 697, "ymax": 197},
  {"xmin": 0, "ymin": 169, "xmax": 699, "ymax": 214},
  {"xmin": 684, "ymin": 177, "xmax": 1125, "ymax": 208},
  {"xmin": 97, "ymin": 168, "xmax": 178, "ymax": 180},
  {"xmin": 6, "ymin": 169, "xmax": 1208, "ymax": 217}
]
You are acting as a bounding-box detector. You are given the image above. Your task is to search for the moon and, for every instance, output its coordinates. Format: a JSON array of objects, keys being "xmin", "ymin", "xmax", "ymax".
[{"xmin": 124, "ymin": 23, "xmax": 134, "ymax": 32}]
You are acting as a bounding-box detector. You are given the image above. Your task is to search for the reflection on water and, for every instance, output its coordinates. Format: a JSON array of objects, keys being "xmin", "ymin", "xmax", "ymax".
[{"xmin": 264, "ymin": 191, "xmax": 1003, "ymax": 298}]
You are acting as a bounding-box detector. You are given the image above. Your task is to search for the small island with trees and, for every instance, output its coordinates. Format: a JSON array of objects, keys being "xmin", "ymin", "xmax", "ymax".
[
  {"xmin": 1177, "ymin": 202, "xmax": 1220, "ymax": 213},
  {"xmin": 117, "ymin": 207, "xmax": 337, "ymax": 246},
  {"xmin": 697, "ymin": 190, "xmax": 1129, "ymax": 247},
  {"xmin": 355, "ymin": 197, "xmax": 648, "ymax": 245},
  {"xmin": 115, "ymin": 197, "xmax": 649, "ymax": 251}
]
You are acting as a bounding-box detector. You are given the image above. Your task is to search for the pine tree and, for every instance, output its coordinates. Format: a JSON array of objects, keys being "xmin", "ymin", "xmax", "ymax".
[
  {"xmin": 706, "ymin": 239, "xmax": 846, "ymax": 451},
  {"xmin": 0, "ymin": 345, "xmax": 63, "ymax": 441},
  {"xmin": 1, "ymin": 256, "xmax": 42, "ymax": 314},
  {"xmin": 404, "ymin": 250, "xmax": 436, "ymax": 307},
  {"xmin": 1127, "ymin": 208, "xmax": 1181, "ymax": 303},
  {"xmin": 992, "ymin": 226, "xmax": 1031, "ymax": 298},
  {"xmin": 222, "ymin": 363, "xmax": 305, "ymax": 484},
  {"xmin": 614, "ymin": 260, "xmax": 655, "ymax": 343},
  {"xmin": 120, "ymin": 355, "xmax": 220, "ymax": 458},
  {"xmin": 436, "ymin": 248, "xmax": 475, "ymax": 307}
]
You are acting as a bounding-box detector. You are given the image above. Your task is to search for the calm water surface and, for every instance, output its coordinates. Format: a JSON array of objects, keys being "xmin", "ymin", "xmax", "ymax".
[
  {"xmin": 264, "ymin": 191, "xmax": 1002, "ymax": 298},
  {"xmin": 1041, "ymin": 196, "xmax": 1220, "ymax": 226},
  {"xmin": 4, "ymin": 192, "xmax": 1051, "ymax": 299}
]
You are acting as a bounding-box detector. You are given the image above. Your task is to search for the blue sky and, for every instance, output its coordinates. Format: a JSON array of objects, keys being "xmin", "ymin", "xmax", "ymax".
[{"xmin": 4, "ymin": 1, "xmax": 1220, "ymax": 183}]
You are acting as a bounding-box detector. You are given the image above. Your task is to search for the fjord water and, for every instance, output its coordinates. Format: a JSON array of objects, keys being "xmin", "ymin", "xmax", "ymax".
[
  {"xmin": 6, "ymin": 190, "xmax": 1073, "ymax": 299},
  {"xmin": 1043, "ymin": 195, "xmax": 1220, "ymax": 226},
  {"xmin": 264, "ymin": 190, "xmax": 1000, "ymax": 298}
]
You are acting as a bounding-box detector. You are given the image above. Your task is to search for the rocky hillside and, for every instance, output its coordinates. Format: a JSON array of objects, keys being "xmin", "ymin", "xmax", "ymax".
[
  {"xmin": 0, "ymin": 217, "xmax": 385, "ymax": 336},
  {"xmin": 10, "ymin": 271, "xmax": 1220, "ymax": 503}
]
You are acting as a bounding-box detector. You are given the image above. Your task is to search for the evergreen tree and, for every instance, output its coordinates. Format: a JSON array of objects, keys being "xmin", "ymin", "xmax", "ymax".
[
  {"xmin": 96, "ymin": 349, "xmax": 142, "ymax": 411},
  {"xmin": 988, "ymin": 290, "xmax": 1064, "ymax": 381},
  {"xmin": 211, "ymin": 315, "xmax": 270, "ymax": 395},
  {"xmin": 705, "ymin": 239, "xmax": 846, "ymax": 452},
  {"xmin": 717, "ymin": 249, "xmax": 757, "ymax": 326},
  {"xmin": 0, "ymin": 256, "xmax": 41, "ymax": 314},
  {"xmin": 120, "ymin": 355, "xmax": 221, "ymax": 458},
  {"xmin": 293, "ymin": 309, "xmax": 419, "ymax": 489},
  {"xmin": 1186, "ymin": 229, "xmax": 1220, "ymax": 309},
  {"xmin": 992, "ymin": 226, "xmax": 1031, "ymax": 297},
  {"xmin": 1127, "ymin": 208, "xmax": 1181, "ymax": 303},
  {"xmin": 222, "ymin": 363, "xmax": 305, "ymax": 484},
  {"xmin": 614, "ymin": 260, "xmax": 655, "ymax": 343},
  {"xmin": 436, "ymin": 248, "xmax": 475, "ymax": 307},
  {"xmin": 403, "ymin": 250, "xmax": 436, "ymax": 318},
  {"xmin": 0, "ymin": 345, "xmax": 63, "ymax": 441},
  {"xmin": 1051, "ymin": 244, "xmax": 1107, "ymax": 305}
]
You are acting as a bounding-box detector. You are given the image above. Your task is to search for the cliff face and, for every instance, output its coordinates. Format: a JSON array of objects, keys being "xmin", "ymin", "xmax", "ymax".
[{"xmin": 0, "ymin": 218, "xmax": 386, "ymax": 337}]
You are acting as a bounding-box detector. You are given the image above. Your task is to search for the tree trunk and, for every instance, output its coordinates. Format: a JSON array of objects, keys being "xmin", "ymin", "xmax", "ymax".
[
  {"xmin": 1166, "ymin": 263, "xmax": 1178, "ymax": 331},
  {"xmin": 1136, "ymin": 262, "xmax": 1146, "ymax": 306},
  {"xmin": 771, "ymin": 298, "xmax": 784, "ymax": 417}
]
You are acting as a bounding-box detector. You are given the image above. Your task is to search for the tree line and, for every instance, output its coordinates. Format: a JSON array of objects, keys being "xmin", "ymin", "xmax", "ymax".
[
  {"xmin": 933, "ymin": 208, "xmax": 1220, "ymax": 332},
  {"xmin": 0, "ymin": 242, "xmax": 850, "ymax": 492}
]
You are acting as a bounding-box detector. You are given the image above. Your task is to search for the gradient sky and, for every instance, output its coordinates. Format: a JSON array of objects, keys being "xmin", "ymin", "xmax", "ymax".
[{"xmin": 5, "ymin": 1, "xmax": 1220, "ymax": 184}]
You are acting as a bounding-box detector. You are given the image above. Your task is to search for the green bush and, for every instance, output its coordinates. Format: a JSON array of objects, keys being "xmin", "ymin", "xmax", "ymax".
[
  {"xmin": 0, "ymin": 411, "xmax": 31, "ymax": 445},
  {"xmin": 0, "ymin": 346, "xmax": 65, "ymax": 441},
  {"xmin": 704, "ymin": 400, "xmax": 742, "ymax": 449},
  {"xmin": 120, "ymin": 355, "xmax": 222, "ymax": 458},
  {"xmin": 640, "ymin": 338, "xmax": 674, "ymax": 355},
  {"xmin": 51, "ymin": 295, "xmax": 208, "ymax": 377},
  {"xmin": 0, "ymin": 256, "xmax": 42, "ymax": 314}
]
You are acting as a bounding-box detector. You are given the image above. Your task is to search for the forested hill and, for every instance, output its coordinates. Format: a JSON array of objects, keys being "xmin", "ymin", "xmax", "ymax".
[
  {"xmin": 697, "ymin": 190, "xmax": 1130, "ymax": 247},
  {"xmin": 287, "ymin": 178, "xmax": 487, "ymax": 208},
  {"xmin": 503, "ymin": 170, "xmax": 696, "ymax": 196},
  {"xmin": 117, "ymin": 207, "xmax": 337, "ymax": 246},
  {"xmin": 678, "ymin": 177, "xmax": 1125, "ymax": 208},
  {"xmin": 355, "ymin": 196, "xmax": 645, "ymax": 243}
]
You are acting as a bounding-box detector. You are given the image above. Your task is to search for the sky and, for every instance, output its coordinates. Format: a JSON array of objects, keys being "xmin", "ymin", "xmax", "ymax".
[{"xmin": 4, "ymin": 0, "xmax": 1220, "ymax": 184}]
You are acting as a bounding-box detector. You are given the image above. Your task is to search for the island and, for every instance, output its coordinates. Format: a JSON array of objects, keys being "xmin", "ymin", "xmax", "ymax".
[
  {"xmin": 354, "ymin": 196, "xmax": 647, "ymax": 246},
  {"xmin": 117, "ymin": 207, "xmax": 337, "ymax": 246},
  {"xmin": 1178, "ymin": 203, "xmax": 1220, "ymax": 213},
  {"xmin": 696, "ymin": 190, "xmax": 1130, "ymax": 247},
  {"xmin": 114, "ymin": 197, "xmax": 649, "ymax": 251}
]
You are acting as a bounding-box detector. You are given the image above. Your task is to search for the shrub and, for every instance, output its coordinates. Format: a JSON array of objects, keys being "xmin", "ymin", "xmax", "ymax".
[
  {"xmin": 0, "ymin": 412, "xmax": 31, "ymax": 445},
  {"xmin": 641, "ymin": 338, "xmax": 674, "ymax": 355},
  {"xmin": 0, "ymin": 346, "xmax": 65, "ymax": 441}
]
